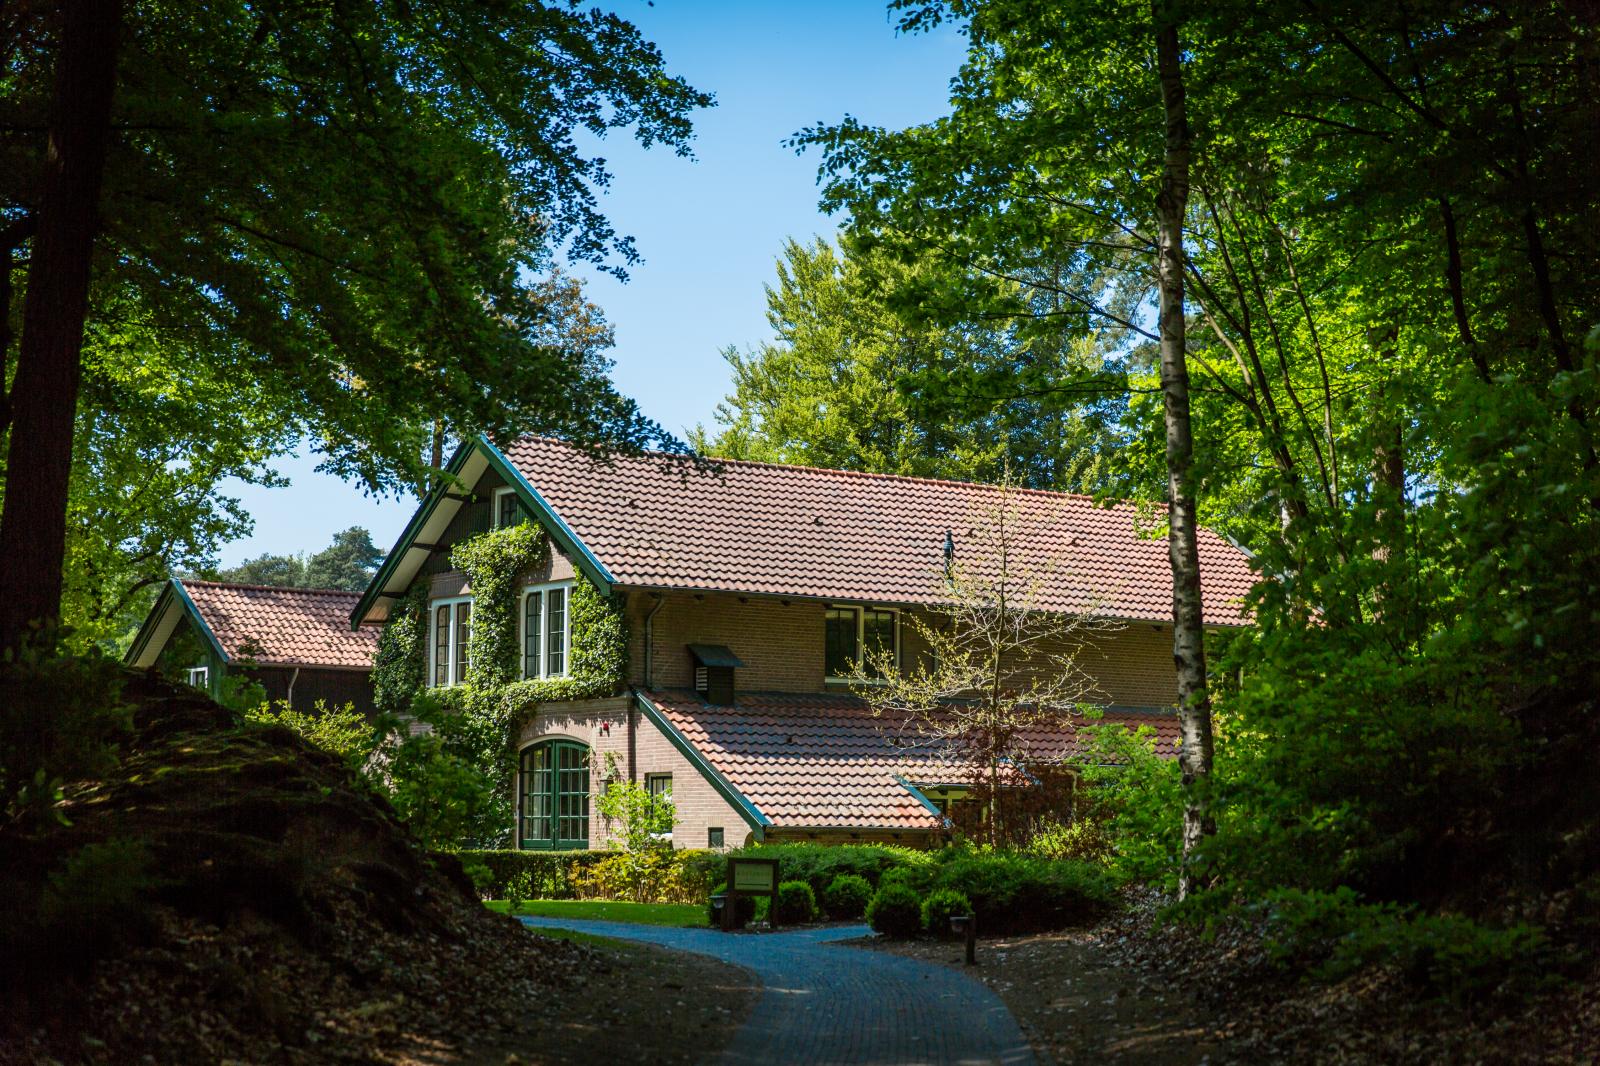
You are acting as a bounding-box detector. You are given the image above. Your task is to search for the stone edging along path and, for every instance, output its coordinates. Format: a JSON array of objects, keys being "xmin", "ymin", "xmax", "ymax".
[{"xmin": 521, "ymin": 918, "xmax": 1036, "ymax": 1066}]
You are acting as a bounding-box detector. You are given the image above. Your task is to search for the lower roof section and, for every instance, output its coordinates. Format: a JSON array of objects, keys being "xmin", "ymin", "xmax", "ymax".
[{"xmin": 637, "ymin": 688, "xmax": 1181, "ymax": 834}]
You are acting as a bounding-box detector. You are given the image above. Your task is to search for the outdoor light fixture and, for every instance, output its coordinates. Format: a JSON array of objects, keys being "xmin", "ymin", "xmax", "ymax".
[{"xmin": 950, "ymin": 913, "xmax": 977, "ymax": 965}]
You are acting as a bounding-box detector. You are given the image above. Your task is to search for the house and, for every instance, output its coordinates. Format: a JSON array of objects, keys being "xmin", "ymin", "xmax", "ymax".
[
  {"xmin": 353, "ymin": 436, "xmax": 1255, "ymax": 851},
  {"xmin": 127, "ymin": 578, "xmax": 380, "ymax": 716}
]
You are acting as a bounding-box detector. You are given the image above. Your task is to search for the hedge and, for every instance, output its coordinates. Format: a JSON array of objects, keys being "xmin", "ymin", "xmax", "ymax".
[
  {"xmin": 928, "ymin": 851, "xmax": 1118, "ymax": 933},
  {"xmin": 450, "ymin": 849, "xmax": 618, "ymax": 899},
  {"xmin": 727, "ymin": 843, "xmax": 932, "ymax": 898}
]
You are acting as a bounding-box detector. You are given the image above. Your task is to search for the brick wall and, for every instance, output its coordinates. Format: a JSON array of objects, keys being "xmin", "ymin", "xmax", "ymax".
[
  {"xmin": 626, "ymin": 589, "xmax": 1181, "ymax": 708},
  {"xmin": 514, "ymin": 696, "xmax": 753, "ymax": 852}
]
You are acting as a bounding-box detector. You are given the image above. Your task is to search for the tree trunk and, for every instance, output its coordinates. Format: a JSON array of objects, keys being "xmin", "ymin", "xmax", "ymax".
[
  {"xmin": 1152, "ymin": 1, "xmax": 1214, "ymax": 900},
  {"xmin": 0, "ymin": 0, "xmax": 122, "ymax": 653}
]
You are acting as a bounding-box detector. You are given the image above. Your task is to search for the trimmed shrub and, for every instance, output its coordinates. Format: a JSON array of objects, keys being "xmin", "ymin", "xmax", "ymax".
[
  {"xmin": 929, "ymin": 851, "xmax": 1117, "ymax": 933},
  {"xmin": 822, "ymin": 873, "xmax": 874, "ymax": 920},
  {"xmin": 707, "ymin": 883, "xmax": 757, "ymax": 927},
  {"xmin": 866, "ymin": 883, "xmax": 923, "ymax": 939},
  {"xmin": 728, "ymin": 843, "xmax": 931, "ymax": 898},
  {"xmin": 879, "ymin": 863, "xmax": 936, "ymax": 895},
  {"xmin": 774, "ymin": 880, "xmax": 818, "ymax": 924},
  {"xmin": 921, "ymin": 888, "xmax": 973, "ymax": 935},
  {"xmin": 449, "ymin": 849, "xmax": 619, "ymax": 899}
]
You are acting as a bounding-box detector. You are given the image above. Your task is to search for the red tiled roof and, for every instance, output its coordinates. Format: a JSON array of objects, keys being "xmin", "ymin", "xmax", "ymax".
[
  {"xmin": 182, "ymin": 581, "xmax": 379, "ymax": 669},
  {"xmin": 643, "ymin": 689, "xmax": 1180, "ymax": 832},
  {"xmin": 503, "ymin": 438, "xmax": 1254, "ymax": 625}
]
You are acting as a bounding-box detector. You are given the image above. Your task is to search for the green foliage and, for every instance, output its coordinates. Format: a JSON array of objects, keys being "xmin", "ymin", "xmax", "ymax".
[
  {"xmin": 372, "ymin": 582, "xmax": 430, "ymax": 717},
  {"xmin": 774, "ymin": 880, "xmax": 818, "ymax": 924},
  {"xmin": 449, "ymin": 848, "xmax": 621, "ymax": 900},
  {"xmin": 374, "ymin": 694, "xmax": 502, "ymax": 850},
  {"xmin": 0, "ymin": 644, "xmax": 130, "ymax": 829},
  {"xmin": 458, "ymin": 858, "xmax": 495, "ymax": 899},
  {"xmin": 866, "ymin": 882, "xmax": 923, "ymax": 939},
  {"xmin": 928, "ymin": 850, "xmax": 1119, "ymax": 934},
  {"xmin": 1026, "ymin": 817, "xmax": 1116, "ymax": 867},
  {"xmin": 729, "ymin": 842, "xmax": 932, "ymax": 898},
  {"xmin": 1252, "ymin": 888, "xmax": 1553, "ymax": 1004},
  {"xmin": 570, "ymin": 850, "xmax": 711, "ymax": 905},
  {"xmin": 35, "ymin": 840, "xmax": 161, "ymax": 962},
  {"xmin": 452, "ymin": 523, "xmax": 550, "ymax": 688},
  {"xmin": 693, "ymin": 238, "xmax": 1125, "ymax": 495},
  {"xmin": 1072, "ymin": 717, "xmax": 1185, "ymax": 887},
  {"xmin": 596, "ymin": 770, "xmax": 677, "ymax": 854},
  {"xmin": 921, "ymin": 888, "xmax": 973, "ymax": 935},
  {"xmin": 878, "ymin": 863, "xmax": 936, "ymax": 895},
  {"xmin": 302, "ymin": 528, "xmax": 385, "ymax": 591},
  {"xmin": 214, "ymin": 552, "xmax": 306, "ymax": 588},
  {"xmin": 245, "ymin": 699, "xmax": 373, "ymax": 771},
  {"xmin": 822, "ymin": 873, "xmax": 875, "ymax": 920},
  {"xmin": 708, "ymin": 883, "xmax": 757, "ymax": 927}
]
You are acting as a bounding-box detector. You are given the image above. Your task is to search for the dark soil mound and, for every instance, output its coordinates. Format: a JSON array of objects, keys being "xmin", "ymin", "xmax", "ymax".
[{"xmin": 0, "ymin": 673, "xmax": 602, "ymax": 1064}]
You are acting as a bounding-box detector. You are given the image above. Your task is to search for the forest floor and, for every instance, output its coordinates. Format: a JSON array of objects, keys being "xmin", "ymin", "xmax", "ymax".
[
  {"xmin": 866, "ymin": 889, "xmax": 1600, "ymax": 1066},
  {"xmin": 0, "ymin": 675, "xmax": 757, "ymax": 1065}
]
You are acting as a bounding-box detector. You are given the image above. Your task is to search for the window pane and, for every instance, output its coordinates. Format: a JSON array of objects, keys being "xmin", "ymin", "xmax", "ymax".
[
  {"xmin": 455, "ymin": 602, "xmax": 472, "ymax": 685},
  {"xmin": 546, "ymin": 587, "xmax": 566, "ymax": 676},
  {"xmin": 824, "ymin": 608, "xmax": 859, "ymax": 677},
  {"xmin": 434, "ymin": 604, "xmax": 450, "ymax": 686},
  {"xmin": 523, "ymin": 591, "xmax": 542, "ymax": 679},
  {"xmin": 498, "ymin": 491, "xmax": 523, "ymax": 528},
  {"xmin": 863, "ymin": 609, "xmax": 897, "ymax": 679}
]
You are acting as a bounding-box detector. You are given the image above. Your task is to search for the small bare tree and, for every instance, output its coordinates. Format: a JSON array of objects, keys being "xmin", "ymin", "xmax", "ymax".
[{"xmin": 850, "ymin": 478, "xmax": 1118, "ymax": 846}]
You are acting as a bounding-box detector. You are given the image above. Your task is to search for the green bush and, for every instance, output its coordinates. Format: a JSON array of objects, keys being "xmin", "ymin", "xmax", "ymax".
[
  {"xmin": 1026, "ymin": 817, "xmax": 1115, "ymax": 866},
  {"xmin": 774, "ymin": 880, "xmax": 818, "ymax": 924},
  {"xmin": 458, "ymin": 858, "xmax": 495, "ymax": 898},
  {"xmin": 1255, "ymin": 887, "xmax": 1552, "ymax": 1003},
  {"xmin": 707, "ymin": 882, "xmax": 757, "ymax": 927},
  {"xmin": 930, "ymin": 851, "xmax": 1117, "ymax": 933},
  {"xmin": 879, "ymin": 863, "xmax": 936, "ymax": 895},
  {"xmin": 450, "ymin": 849, "xmax": 619, "ymax": 899},
  {"xmin": 822, "ymin": 873, "xmax": 874, "ymax": 919},
  {"xmin": 921, "ymin": 888, "xmax": 973, "ymax": 935},
  {"xmin": 729, "ymin": 842, "xmax": 930, "ymax": 897},
  {"xmin": 246, "ymin": 699, "xmax": 373, "ymax": 770},
  {"xmin": 866, "ymin": 883, "xmax": 923, "ymax": 938}
]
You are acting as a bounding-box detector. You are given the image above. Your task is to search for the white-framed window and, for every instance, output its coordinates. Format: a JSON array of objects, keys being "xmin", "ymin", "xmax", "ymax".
[
  {"xmin": 493, "ymin": 486, "xmax": 526, "ymax": 529},
  {"xmin": 521, "ymin": 581, "xmax": 572, "ymax": 679},
  {"xmin": 186, "ymin": 666, "xmax": 209, "ymax": 690},
  {"xmin": 824, "ymin": 605, "xmax": 899, "ymax": 682},
  {"xmin": 431, "ymin": 596, "xmax": 473, "ymax": 687},
  {"xmin": 645, "ymin": 773, "xmax": 673, "ymax": 840}
]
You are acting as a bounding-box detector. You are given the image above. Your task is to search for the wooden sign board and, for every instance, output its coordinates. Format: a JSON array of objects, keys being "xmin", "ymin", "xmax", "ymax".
[{"xmin": 723, "ymin": 857, "xmax": 780, "ymax": 931}]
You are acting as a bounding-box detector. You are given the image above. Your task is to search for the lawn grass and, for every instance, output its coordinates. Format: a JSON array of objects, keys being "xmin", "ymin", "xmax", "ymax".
[{"xmin": 485, "ymin": 898, "xmax": 709, "ymax": 927}]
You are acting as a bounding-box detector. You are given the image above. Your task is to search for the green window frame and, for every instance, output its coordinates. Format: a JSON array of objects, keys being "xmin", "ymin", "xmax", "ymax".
[{"xmin": 518, "ymin": 739, "xmax": 590, "ymax": 849}]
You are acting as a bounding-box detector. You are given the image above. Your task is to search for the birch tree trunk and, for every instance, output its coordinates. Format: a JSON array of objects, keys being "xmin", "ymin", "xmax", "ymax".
[
  {"xmin": 1152, "ymin": 0, "xmax": 1215, "ymax": 899},
  {"xmin": 0, "ymin": 0, "xmax": 123, "ymax": 653}
]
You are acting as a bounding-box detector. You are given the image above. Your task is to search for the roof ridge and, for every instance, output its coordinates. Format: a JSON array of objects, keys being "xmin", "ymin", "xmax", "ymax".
[
  {"xmin": 181, "ymin": 579, "xmax": 363, "ymax": 598},
  {"xmin": 511, "ymin": 435, "xmax": 1141, "ymax": 509}
]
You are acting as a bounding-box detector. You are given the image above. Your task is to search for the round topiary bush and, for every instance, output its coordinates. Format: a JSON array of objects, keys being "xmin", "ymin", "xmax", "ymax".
[
  {"xmin": 774, "ymin": 880, "xmax": 818, "ymax": 924},
  {"xmin": 823, "ymin": 873, "xmax": 874, "ymax": 920},
  {"xmin": 707, "ymin": 883, "xmax": 756, "ymax": 927},
  {"xmin": 920, "ymin": 887, "xmax": 973, "ymax": 936},
  {"xmin": 866, "ymin": 883, "xmax": 922, "ymax": 939}
]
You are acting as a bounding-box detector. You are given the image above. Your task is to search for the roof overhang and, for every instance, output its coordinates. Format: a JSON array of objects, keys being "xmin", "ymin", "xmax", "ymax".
[
  {"xmin": 350, "ymin": 435, "xmax": 614, "ymax": 629},
  {"xmin": 125, "ymin": 578, "xmax": 229, "ymax": 669},
  {"xmin": 632, "ymin": 688, "xmax": 769, "ymax": 838}
]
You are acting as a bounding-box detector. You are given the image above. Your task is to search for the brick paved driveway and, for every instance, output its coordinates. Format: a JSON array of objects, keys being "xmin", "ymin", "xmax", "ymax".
[{"xmin": 521, "ymin": 918, "xmax": 1035, "ymax": 1066}]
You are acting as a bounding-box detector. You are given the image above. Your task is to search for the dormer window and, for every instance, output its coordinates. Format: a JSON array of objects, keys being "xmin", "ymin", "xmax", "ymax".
[
  {"xmin": 825, "ymin": 606, "xmax": 899, "ymax": 681},
  {"xmin": 522, "ymin": 581, "xmax": 571, "ymax": 679},
  {"xmin": 493, "ymin": 486, "xmax": 527, "ymax": 528}
]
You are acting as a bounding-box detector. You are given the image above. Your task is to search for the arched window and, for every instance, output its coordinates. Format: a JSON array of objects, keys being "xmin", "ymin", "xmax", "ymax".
[{"xmin": 518, "ymin": 740, "xmax": 590, "ymax": 850}]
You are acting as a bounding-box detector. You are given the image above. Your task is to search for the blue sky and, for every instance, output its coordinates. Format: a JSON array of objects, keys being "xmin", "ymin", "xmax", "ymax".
[{"xmin": 215, "ymin": 0, "xmax": 966, "ymax": 567}]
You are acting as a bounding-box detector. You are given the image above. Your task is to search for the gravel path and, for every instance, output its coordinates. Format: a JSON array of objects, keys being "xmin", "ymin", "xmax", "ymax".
[{"xmin": 521, "ymin": 918, "xmax": 1035, "ymax": 1066}]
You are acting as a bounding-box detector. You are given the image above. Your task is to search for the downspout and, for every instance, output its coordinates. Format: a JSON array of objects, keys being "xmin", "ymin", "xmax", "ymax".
[
  {"xmin": 286, "ymin": 666, "xmax": 300, "ymax": 711},
  {"xmin": 635, "ymin": 593, "xmax": 665, "ymax": 785}
]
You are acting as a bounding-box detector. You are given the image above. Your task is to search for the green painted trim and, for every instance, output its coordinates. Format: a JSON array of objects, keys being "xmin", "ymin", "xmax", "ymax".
[
  {"xmin": 124, "ymin": 580, "xmax": 179, "ymax": 666},
  {"xmin": 475, "ymin": 435, "xmax": 614, "ymax": 594},
  {"xmin": 169, "ymin": 579, "xmax": 230, "ymax": 665},
  {"xmin": 632, "ymin": 690, "xmax": 769, "ymax": 836},
  {"xmin": 895, "ymin": 775, "xmax": 950, "ymax": 825},
  {"xmin": 351, "ymin": 441, "xmax": 478, "ymax": 628}
]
